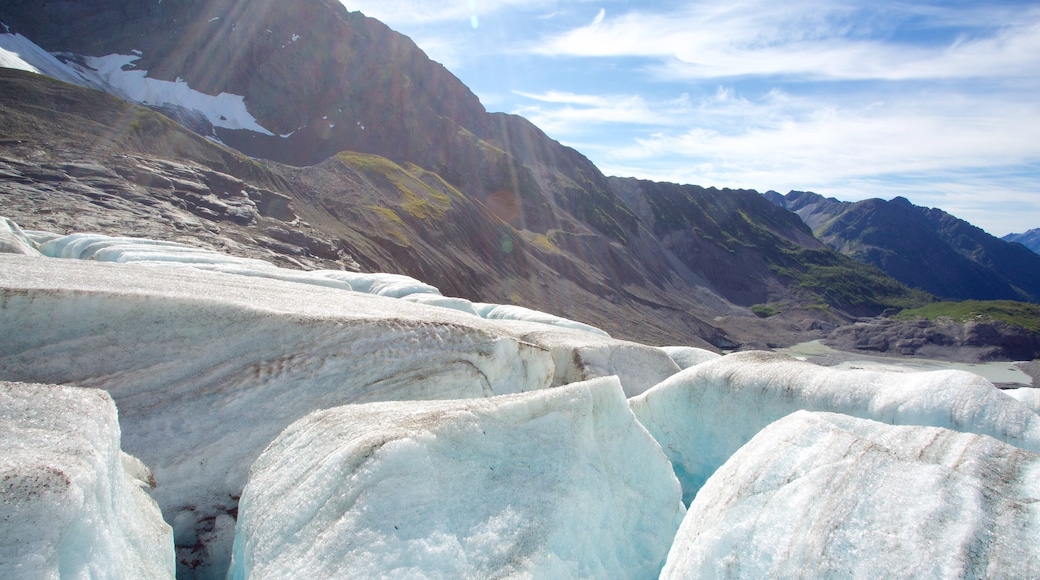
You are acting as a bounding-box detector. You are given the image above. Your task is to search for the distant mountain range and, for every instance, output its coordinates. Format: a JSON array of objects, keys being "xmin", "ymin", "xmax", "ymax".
[
  {"xmin": 1003, "ymin": 229, "xmax": 1040, "ymax": 255},
  {"xmin": 767, "ymin": 191, "xmax": 1040, "ymax": 303}
]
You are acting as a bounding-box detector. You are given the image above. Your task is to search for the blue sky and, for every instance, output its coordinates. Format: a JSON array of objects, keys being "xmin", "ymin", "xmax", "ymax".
[{"xmin": 339, "ymin": 0, "xmax": 1040, "ymax": 236}]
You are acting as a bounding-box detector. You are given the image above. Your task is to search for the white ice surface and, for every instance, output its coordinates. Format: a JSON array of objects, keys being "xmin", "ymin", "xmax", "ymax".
[
  {"xmin": 0, "ymin": 250, "xmax": 676, "ymax": 578},
  {"xmin": 474, "ymin": 302, "xmax": 611, "ymax": 337},
  {"xmin": 71, "ymin": 54, "xmax": 273, "ymax": 135},
  {"xmin": 630, "ymin": 350, "xmax": 1040, "ymax": 503},
  {"xmin": 0, "ymin": 381, "xmax": 174, "ymax": 579},
  {"xmin": 313, "ymin": 270, "xmax": 441, "ymax": 297},
  {"xmin": 31, "ymin": 230, "xmax": 657, "ymax": 394},
  {"xmin": 40, "ymin": 233, "xmax": 266, "ymax": 265},
  {"xmin": 0, "ymin": 32, "xmax": 96, "ymax": 87},
  {"xmin": 36, "ymin": 231, "xmax": 457, "ymax": 298},
  {"xmin": 662, "ymin": 411, "xmax": 1040, "ymax": 578},
  {"xmin": 1005, "ymin": 387, "xmax": 1040, "ymax": 415},
  {"xmin": 498, "ymin": 325, "xmax": 681, "ymax": 398},
  {"xmin": 6, "ymin": 219, "xmax": 1040, "ymax": 577},
  {"xmin": 659, "ymin": 346, "xmax": 721, "ymax": 370},
  {"xmin": 0, "ymin": 217, "xmax": 42, "ymax": 256},
  {"xmin": 0, "ymin": 254, "xmax": 556, "ymax": 578},
  {"xmin": 36, "ymin": 230, "xmax": 632, "ymax": 335},
  {"xmin": 229, "ymin": 377, "xmax": 685, "ymax": 579},
  {"xmin": 400, "ymin": 292, "xmax": 480, "ymax": 315}
]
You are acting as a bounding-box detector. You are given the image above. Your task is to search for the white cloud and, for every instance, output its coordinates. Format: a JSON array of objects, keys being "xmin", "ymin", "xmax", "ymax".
[
  {"xmin": 511, "ymin": 90, "xmax": 695, "ymax": 134},
  {"xmin": 552, "ymin": 86, "xmax": 1040, "ymax": 235},
  {"xmin": 591, "ymin": 8, "xmax": 605, "ymax": 26},
  {"xmin": 605, "ymin": 95, "xmax": 1039, "ymax": 184},
  {"xmin": 531, "ymin": 1, "xmax": 1040, "ymax": 82}
]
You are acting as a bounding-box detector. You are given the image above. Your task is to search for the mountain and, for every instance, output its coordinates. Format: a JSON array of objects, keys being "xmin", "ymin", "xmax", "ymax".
[
  {"xmin": 0, "ymin": 0, "xmax": 930, "ymax": 350},
  {"xmin": 611, "ymin": 179, "xmax": 928, "ymax": 317},
  {"xmin": 1004, "ymin": 228, "xmax": 1040, "ymax": 254},
  {"xmin": 770, "ymin": 191, "xmax": 1040, "ymax": 303},
  {"xmin": 0, "ymin": 66, "xmax": 731, "ymax": 349}
]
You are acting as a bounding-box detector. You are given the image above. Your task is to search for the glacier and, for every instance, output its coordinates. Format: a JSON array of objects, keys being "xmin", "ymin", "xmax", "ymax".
[
  {"xmin": 228, "ymin": 377, "xmax": 685, "ymax": 579},
  {"xmin": 2, "ymin": 218, "xmax": 1039, "ymax": 578},
  {"xmin": 630, "ymin": 350, "xmax": 1040, "ymax": 504},
  {"xmin": 0, "ymin": 227, "xmax": 680, "ymax": 577},
  {"xmin": 0, "ymin": 381, "xmax": 174, "ymax": 578},
  {"xmin": 662, "ymin": 410, "xmax": 1040, "ymax": 578},
  {"xmin": 0, "ymin": 216, "xmax": 40, "ymax": 256},
  {"xmin": 659, "ymin": 345, "xmax": 721, "ymax": 370},
  {"xmin": 473, "ymin": 302, "xmax": 612, "ymax": 337},
  {"xmin": 1006, "ymin": 386, "xmax": 1040, "ymax": 415}
]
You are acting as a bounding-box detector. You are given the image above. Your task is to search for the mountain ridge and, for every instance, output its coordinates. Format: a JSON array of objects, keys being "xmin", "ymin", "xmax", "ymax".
[
  {"xmin": 1004, "ymin": 228, "xmax": 1040, "ymax": 255},
  {"xmin": 770, "ymin": 190, "xmax": 1040, "ymax": 303}
]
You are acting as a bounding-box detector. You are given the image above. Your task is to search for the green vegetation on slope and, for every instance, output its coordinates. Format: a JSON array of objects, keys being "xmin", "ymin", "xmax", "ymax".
[
  {"xmin": 895, "ymin": 300, "xmax": 1040, "ymax": 333},
  {"xmin": 337, "ymin": 151, "xmax": 456, "ymax": 221},
  {"xmin": 772, "ymin": 247, "xmax": 933, "ymax": 314}
]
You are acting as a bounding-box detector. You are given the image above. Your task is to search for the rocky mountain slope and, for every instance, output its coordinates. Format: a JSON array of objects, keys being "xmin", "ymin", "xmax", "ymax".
[
  {"xmin": 0, "ymin": 67, "xmax": 729, "ymax": 349},
  {"xmin": 770, "ymin": 190, "xmax": 1040, "ymax": 303},
  {"xmin": 1004, "ymin": 228, "xmax": 1040, "ymax": 254}
]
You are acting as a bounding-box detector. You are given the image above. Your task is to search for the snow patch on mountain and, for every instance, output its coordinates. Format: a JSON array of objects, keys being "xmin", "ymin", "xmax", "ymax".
[
  {"xmin": 0, "ymin": 31, "xmax": 274, "ymax": 138},
  {"xmin": 71, "ymin": 54, "xmax": 274, "ymax": 136},
  {"xmin": 0, "ymin": 30, "xmax": 97, "ymax": 88}
]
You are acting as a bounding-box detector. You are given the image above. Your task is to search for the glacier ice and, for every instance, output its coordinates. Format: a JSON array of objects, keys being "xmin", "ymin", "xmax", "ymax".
[
  {"xmin": 399, "ymin": 292, "xmax": 480, "ymax": 315},
  {"xmin": 0, "ymin": 217, "xmax": 42, "ymax": 256},
  {"xmin": 499, "ymin": 324, "xmax": 681, "ymax": 397},
  {"xmin": 36, "ymin": 231, "xmax": 448, "ymax": 298},
  {"xmin": 474, "ymin": 302, "xmax": 611, "ymax": 337},
  {"xmin": 1005, "ymin": 386, "xmax": 1040, "ymax": 415},
  {"xmin": 320, "ymin": 270, "xmax": 441, "ymax": 297},
  {"xmin": 6, "ymin": 219, "xmax": 1040, "ymax": 578},
  {"xmin": 659, "ymin": 345, "xmax": 721, "ymax": 369},
  {"xmin": 228, "ymin": 377, "xmax": 685, "ymax": 579},
  {"xmin": 0, "ymin": 381, "xmax": 174, "ymax": 578},
  {"xmin": 0, "ymin": 254, "xmax": 556, "ymax": 577},
  {"xmin": 39, "ymin": 233, "xmax": 268, "ymax": 266},
  {"xmin": 0, "ymin": 252, "xmax": 676, "ymax": 577},
  {"xmin": 662, "ymin": 410, "xmax": 1040, "ymax": 578},
  {"xmin": 630, "ymin": 350, "xmax": 1040, "ymax": 503}
]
